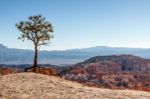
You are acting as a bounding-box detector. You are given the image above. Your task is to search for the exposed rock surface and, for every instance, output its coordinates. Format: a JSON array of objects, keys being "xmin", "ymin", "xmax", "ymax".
[
  {"xmin": 63, "ymin": 55, "xmax": 150, "ymax": 91},
  {"xmin": 26, "ymin": 66, "xmax": 58, "ymax": 76},
  {"xmin": 0, "ymin": 67, "xmax": 19, "ymax": 75},
  {"xmin": 76, "ymin": 54, "xmax": 150, "ymax": 72}
]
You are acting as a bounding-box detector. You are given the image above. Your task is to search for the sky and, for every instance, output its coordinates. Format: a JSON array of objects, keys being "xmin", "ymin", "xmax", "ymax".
[{"xmin": 0, "ymin": 0, "xmax": 150, "ymax": 50}]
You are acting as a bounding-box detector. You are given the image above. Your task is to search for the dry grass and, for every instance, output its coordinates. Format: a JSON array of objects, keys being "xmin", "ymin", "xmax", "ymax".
[{"xmin": 0, "ymin": 73, "xmax": 150, "ymax": 99}]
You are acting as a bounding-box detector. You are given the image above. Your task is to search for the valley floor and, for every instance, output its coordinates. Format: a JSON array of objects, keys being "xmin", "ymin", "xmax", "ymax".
[{"xmin": 0, "ymin": 73, "xmax": 150, "ymax": 99}]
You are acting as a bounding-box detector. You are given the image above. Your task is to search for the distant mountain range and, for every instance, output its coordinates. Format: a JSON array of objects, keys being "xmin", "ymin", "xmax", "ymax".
[{"xmin": 0, "ymin": 44, "xmax": 150, "ymax": 65}]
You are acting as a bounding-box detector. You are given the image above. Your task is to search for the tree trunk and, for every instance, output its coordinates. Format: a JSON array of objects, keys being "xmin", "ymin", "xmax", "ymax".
[
  {"xmin": 24, "ymin": 44, "xmax": 38, "ymax": 72},
  {"xmin": 33, "ymin": 44, "xmax": 38, "ymax": 72}
]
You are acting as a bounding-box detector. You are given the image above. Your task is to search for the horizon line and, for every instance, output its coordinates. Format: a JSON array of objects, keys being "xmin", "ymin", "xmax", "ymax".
[{"xmin": 1, "ymin": 43, "xmax": 150, "ymax": 51}]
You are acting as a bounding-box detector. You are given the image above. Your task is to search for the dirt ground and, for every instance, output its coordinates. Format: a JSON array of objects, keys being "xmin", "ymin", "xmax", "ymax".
[{"xmin": 0, "ymin": 73, "xmax": 150, "ymax": 99}]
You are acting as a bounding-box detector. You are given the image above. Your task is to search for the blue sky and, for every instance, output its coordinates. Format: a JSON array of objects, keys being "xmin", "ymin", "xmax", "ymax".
[{"xmin": 0, "ymin": 0, "xmax": 150, "ymax": 50}]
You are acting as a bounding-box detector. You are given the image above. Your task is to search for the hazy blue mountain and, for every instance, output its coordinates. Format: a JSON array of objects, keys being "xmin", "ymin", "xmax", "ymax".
[{"xmin": 0, "ymin": 44, "xmax": 150, "ymax": 65}]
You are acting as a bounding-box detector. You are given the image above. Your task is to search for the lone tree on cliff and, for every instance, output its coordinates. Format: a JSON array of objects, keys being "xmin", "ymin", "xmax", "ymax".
[{"xmin": 16, "ymin": 15, "xmax": 54, "ymax": 71}]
